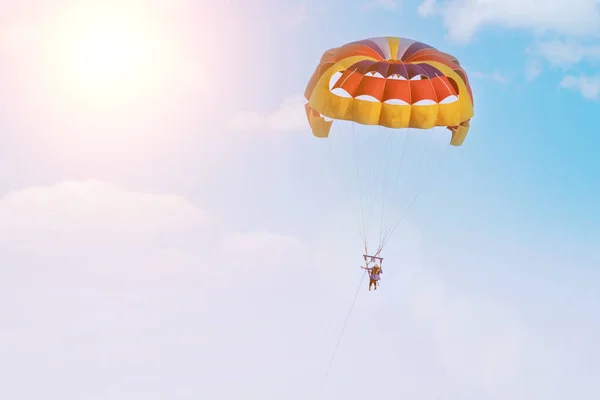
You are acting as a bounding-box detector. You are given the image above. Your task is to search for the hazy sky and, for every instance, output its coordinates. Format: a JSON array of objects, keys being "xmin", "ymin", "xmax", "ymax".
[{"xmin": 1, "ymin": 0, "xmax": 599, "ymax": 399}]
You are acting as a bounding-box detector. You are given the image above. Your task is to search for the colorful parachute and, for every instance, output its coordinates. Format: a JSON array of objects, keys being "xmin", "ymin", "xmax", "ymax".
[
  {"xmin": 305, "ymin": 36, "xmax": 474, "ymax": 146},
  {"xmin": 304, "ymin": 37, "xmax": 475, "ymax": 256}
]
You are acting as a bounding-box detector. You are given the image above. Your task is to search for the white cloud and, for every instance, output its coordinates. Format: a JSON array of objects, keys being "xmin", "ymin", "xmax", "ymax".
[
  {"xmin": 471, "ymin": 71, "xmax": 509, "ymax": 83},
  {"xmin": 523, "ymin": 40, "xmax": 600, "ymax": 86},
  {"xmin": 535, "ymin": 39, "xmax": 600, "ymax": 66},
  {"xmin": 408, "ymin": 273, "xmax": 524, "ymax": 387},
  {"xmin": 226, "ymin": 230, "xmax": 304, "ymax": 255},
  {"xmin": 1, "ymin": 179, "xmax": 591, "ymax": 399},
  {"xmin": 560, "ymin": 74, "xmax": 600, "ymax": 100},
  {"xmin": 426, "ymin": 0, "xmax": 600, "ymax": 44},
  {"xmin": 229, "ymin": 95, "xmax": 308, "ymax": 134},
  {"xmin": 220, "ymin": 230, "xmax": 309, "ymax": 274},
  {"xmin": 364, "ymin": 0, "xmax": 398, "ymax": 10},
  {"xmin": 524, "ymin": 59, "xmax": 543, "ymax": 81},
  {"xmin": 0, "ymin": 190, "xmax": 325, "ymax": 400},
  {"xmin": 419, "ymin": 1, "xmax": 600, "ymax": 86},
  {"xmin": 0, "ymin": 180, "xmax": 207, "ymax": 250},
  {"xmin": 417, "ymin": 0, "xmax": 437, "ymax": 16},
  {"xmin": 283, "ymin": 3, "xmax": 309, "ymax": 26}
]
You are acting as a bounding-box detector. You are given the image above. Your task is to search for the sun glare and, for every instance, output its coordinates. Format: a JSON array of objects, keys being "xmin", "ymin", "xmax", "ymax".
[
  {"xmin": 47, "ymin": 2, "xmax": 174, "ymax": 110},
  {"xmin": 78, "ymin": 29, "xmax": 135, "ymax": 76}
]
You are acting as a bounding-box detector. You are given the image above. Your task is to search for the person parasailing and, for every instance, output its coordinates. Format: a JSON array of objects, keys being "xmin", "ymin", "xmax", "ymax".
[{"xmin": 360, "ymin": 255, "xmax": 383, "ymax": 291}]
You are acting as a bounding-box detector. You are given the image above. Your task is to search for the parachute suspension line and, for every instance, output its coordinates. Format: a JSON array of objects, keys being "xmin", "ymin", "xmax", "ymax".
[
  {"xmin": 399, "ymin": 130, "xmax": 432, "ymax": 217},
  {"xmin": 366, "ymin": 126, "xmax": 378, "ymax": 245},
  {"xmin": 392, "ymin": 64, "xmax": 445, "ymax": 222},
  {"xmin": 376, "ymin": 127, "xmax": 411, "ymax": 253},
  {"xmin": 367, "ymin": 126, "xmax": 389, "ymax": 251},
  {"xmin": 351, "ymin": 123, "xmax": 369, "ymax": 251},
  {"xmin": 377, "ymin": 126, "xmax": 449, "ymax": 254},
  {"xmin": 318, "ymin": 267, "xmax": 368, "ymax": 395},
  {"xmin": 362, "ymin": 124, "xmax": 380, "ymax": 251},
  {"xmin": 380, "ymin": 132, "xmax": 445, "ymax": 249},
  {"xmin": 371, "ymin": 125, "xmax": 386, "ymax": 244},
  {"xmin": 377, "ymin": 127, "xmax": 399, "ymax": 251},
  {"xmin": 367, "ymin": 125, "xmax": 389, "ymax": 255},
  {"xmin": 322, "ymin": 126, "xmax": 372, "ymax": 391},
  {"xmin": 378, "ymin": 135, "xmax": 450, "ymax": 251},
  {"xmin": 401, "ymin": 132, "xmax": 436, "ymax": 215}
]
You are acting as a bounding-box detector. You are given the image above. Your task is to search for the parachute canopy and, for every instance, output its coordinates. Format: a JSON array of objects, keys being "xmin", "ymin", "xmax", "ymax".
[{"xmin": 304, "ymin": 36, "xmax": 474, "ymax": 146}]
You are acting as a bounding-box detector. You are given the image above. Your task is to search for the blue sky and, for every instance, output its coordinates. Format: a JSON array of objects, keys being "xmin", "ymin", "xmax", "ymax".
[{"xmin": 1, "ymin": 0, "xmax": 599, "ymax": 399}]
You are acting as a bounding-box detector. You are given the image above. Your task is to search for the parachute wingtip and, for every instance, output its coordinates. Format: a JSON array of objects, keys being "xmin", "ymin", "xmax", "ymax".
[
  {"xmin": 305, "ymin": 103, "xmax": 332, "ymax": 138},
  {"xmin": 448, "ymin": 120, "xmax": 471, "ymax": 146}
]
